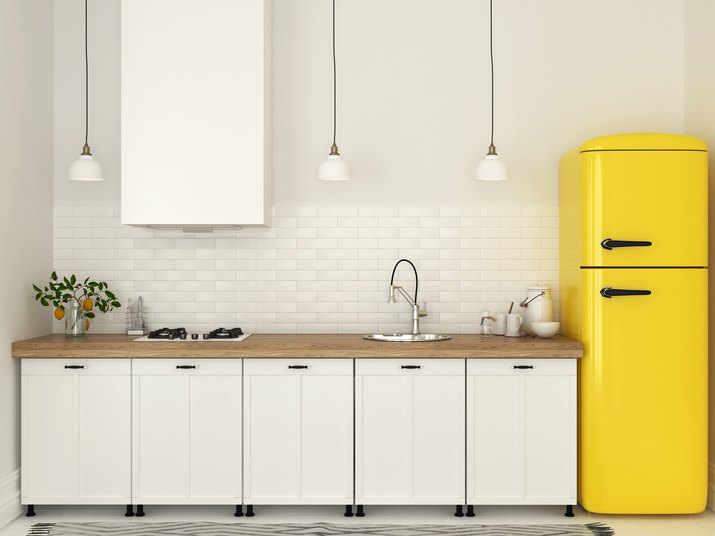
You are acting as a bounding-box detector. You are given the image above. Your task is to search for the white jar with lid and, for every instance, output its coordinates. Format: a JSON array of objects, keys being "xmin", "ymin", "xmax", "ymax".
[{"xmin": 520, "ymin": 284, "xmax": 553, "ymax": 332}]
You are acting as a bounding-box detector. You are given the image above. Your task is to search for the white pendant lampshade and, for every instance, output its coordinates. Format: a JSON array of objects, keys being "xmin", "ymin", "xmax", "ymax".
[
  {"xmin": 70, "ymin": 0, "xmax": 104, "ymax": 182},
  {"xmin": 318, "ymin": 0, "xmax": 350, "ymax": 182},
  {"xmin": 69, "ymin": 151, "xmax": 103, "ymax": 182},
  {"xmin": 318, "ymin": 149, "xmax": 351, "ymax": 181},
  {"xmin": 475, "ymin": 148, "xmax": 509, "ymax": 181}
]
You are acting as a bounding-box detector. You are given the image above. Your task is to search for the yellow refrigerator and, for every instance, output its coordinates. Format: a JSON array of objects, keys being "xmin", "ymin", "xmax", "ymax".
[{"xmin": 559, "ymin": 133, "xmax": 708, "ymax": 514}]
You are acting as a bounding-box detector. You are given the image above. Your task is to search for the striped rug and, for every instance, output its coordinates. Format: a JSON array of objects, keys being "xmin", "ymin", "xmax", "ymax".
[{"xmin": 26, "ymin": 522, "xmax": 614, "ymax": 535}]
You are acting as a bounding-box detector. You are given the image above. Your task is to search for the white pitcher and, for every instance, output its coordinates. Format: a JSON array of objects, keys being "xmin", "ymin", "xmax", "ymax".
[{"xmin": 519, "ymin": 284, "xmax": 554, "ymax": 333}]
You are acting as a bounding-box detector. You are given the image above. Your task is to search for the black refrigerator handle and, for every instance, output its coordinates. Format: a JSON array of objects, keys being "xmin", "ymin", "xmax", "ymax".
[
  {"xmin": 600, "ymin": 287, "xmax": 652, "ymax": 298},
  {"xmin": 601, "ymin": 239, "xmax": 652, "ymax": 250}
]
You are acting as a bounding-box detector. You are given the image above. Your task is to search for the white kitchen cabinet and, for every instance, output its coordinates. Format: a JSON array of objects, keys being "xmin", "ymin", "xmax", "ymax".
[
  {"xmin": 132, "ymin": 359, "xmax": 242, "ymax": 504},
  {"xmin": 21, "ymin": 359, "xmax": 131, "ymax": 505},
  {"xmin": 243, "ymin": 360, "xmax": 353, "ymax": 505},
  {"xmin": 467, "ymin": 359, "xmax": 576, "ymax": 506},
  {"xmin": 355, "ymin": 359, "xmax": 465, "ymax": 505},
  {"xmin": 121, "ymin": 0, "xmax": 271, "ymax": 227}
]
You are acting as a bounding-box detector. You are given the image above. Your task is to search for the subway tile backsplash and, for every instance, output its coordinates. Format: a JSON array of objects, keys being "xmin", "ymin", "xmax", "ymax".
[{"xmin": 52, "ymin": 205, "xmax": 559, "ymax": 334}]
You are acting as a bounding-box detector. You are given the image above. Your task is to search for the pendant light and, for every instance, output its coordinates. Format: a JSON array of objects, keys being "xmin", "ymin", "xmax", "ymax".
[
  {"xmin": 69, "ymin": 0, "xmax": 103, "ymax": 182},
  {"xmin": 317, "ymin": 0, "xmax": 350, "ymax": 181},
  {"xmin": 475, "ymin": 0, "xmax": 508, "ymax": 181}
]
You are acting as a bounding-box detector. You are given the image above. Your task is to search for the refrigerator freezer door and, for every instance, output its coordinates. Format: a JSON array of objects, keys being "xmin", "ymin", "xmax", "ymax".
[
  {"xmin": 579, "ymin": 268, "xmax": 708, "ymax": 513},
  {"xmin": 581, "ymin": 149, "xmax": 707, "ymax": 267}
]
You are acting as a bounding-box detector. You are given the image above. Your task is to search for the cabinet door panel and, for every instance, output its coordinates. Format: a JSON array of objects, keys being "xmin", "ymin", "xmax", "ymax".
[
  {"xmin": 189, "ymin": 376, "xmax": 242, "ymax": 499},
  {"xmin": 245, "ymin": 375, "xmax": 299, "ymax": 499},
  {"xmin": 469, "ymin": 375, "xmax": 521, "ymax": 500},
  {"xmin": 357, "ymin": 375, "xmax": 410, "ymax": 500},
  {"xmin": 23, "ymin": 375, "xmax": 78, "ymax": 499},
  {"xmin": 300, "ymin": 375, "xmax": 352, "ymax": 500},
  {"xmin": 244, "ymin": 359, "xmax": 352, "ymax": 504},
  {"xmin": 524, "ymin": 375, "xmax": 575, "ymax": 499},
  {"xmin": 135, "ymin": 376, "xmax": 188, "ymax": 499},
  {"xmin": 468, "ymin": 359, "xmax": 576, "ymax": 505},
  {"xmin": 413, "ymin": 375, "xmax": 464, "ymax": 499},
  {"xmin": 356, "ymin": 359, "xmax": 464, "ymax": 504},
  {"xmin": 244, "ymin": 361, "xmax": 352, "ymax": 504},
  {"xmin": 78, "ymin": 376, "xmax": 131, "ymax": 499}
]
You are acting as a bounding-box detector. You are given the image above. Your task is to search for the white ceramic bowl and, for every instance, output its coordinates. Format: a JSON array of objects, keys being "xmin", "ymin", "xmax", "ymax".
[{"xmin": 530, "ymin": 321, "xmax": 560, "ymax": 338}]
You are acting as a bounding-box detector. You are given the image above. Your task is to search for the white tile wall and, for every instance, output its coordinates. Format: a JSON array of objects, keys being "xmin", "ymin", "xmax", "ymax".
[{"xmin": 52, "ymin": 206, "xmax": 559, "ymax": 334}]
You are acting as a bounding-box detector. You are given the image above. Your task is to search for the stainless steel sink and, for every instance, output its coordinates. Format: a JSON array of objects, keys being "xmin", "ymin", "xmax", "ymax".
[{"xmin": 363, "ymin": 333, "xmax": 452, "ymax": 342}]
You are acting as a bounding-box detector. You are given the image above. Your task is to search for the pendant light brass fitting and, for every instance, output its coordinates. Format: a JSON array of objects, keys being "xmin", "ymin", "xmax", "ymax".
[
  {"xmin": 487, "ymin": 143, "xmax": 498, "ymax": 156},
  {"xmin": 329, "ymin": 143, "xmax": 340, "ymax": 156},
  {"xmin": 81, "ymin": 143, "xmax": 92, "ymax": 156}
]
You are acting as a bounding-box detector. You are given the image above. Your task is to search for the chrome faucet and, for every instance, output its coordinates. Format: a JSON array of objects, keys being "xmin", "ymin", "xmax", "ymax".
[{"xmin": 388, "ymin": 259, "xmax": 428, "ymax": 335}]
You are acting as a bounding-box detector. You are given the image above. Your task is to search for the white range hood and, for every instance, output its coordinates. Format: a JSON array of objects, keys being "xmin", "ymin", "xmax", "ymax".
[{"xmin": 120, "ymin": 0, "xmax": 271, "ymax": 228}]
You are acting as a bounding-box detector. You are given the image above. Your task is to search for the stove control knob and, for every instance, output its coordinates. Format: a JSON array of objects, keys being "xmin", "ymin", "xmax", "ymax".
[
  {"xmin": 203, "ymin": 333, "xmax": 210, "ymax": 340},
  {"xmin": 191, "ymin": 333, "xmax": 198, "ymax": 340},
  {"xmin": 180, "ymin": 332, "xmax": 187, "ymax": 340},
  {"xmin": 168, "ymin": 333, "xmax": 175, "ymax": 340}
]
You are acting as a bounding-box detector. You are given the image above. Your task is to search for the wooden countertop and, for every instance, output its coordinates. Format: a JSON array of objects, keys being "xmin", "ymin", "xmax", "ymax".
[{"xmin": 12, "ymin": 333, "xmax": 583, "ymax": 359}]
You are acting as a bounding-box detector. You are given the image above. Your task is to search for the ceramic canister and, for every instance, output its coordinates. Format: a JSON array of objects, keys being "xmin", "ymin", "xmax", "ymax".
[{"xmin": 520, "ymin": 284, "xmax": 554, "ymax": 331}]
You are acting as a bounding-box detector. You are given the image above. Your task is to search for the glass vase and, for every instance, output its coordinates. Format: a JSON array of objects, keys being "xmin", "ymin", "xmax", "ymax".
[{"xmin": 65, "ymin": 299, "xmax": 86, "ymax": 337}]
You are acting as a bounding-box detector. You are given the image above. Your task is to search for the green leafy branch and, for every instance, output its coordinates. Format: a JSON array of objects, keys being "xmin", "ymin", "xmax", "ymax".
[{"xmin": 33, "ymin": 271, "xmax": 121, "ymax": 318}]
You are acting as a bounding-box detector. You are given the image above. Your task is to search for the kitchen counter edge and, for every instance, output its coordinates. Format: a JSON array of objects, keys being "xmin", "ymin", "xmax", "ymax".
[{"xmin": 11, "ymin": 334, "xmax": 583, "ymax": 359}]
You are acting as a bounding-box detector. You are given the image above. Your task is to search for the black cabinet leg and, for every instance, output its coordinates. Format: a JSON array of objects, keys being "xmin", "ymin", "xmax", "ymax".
[
  {"xmin": 246, "ymin": 505, "xmax": 255, "ymax": 517},
  {"xmin": 26, "ymin": 505, "xmax": 36, "ymax": 517},
  {"xmin": 466, "ymin": 505, "xmax": 475, "ymax": 517},
  {"xmin": 125, "ymin": 505, "xmax": 134, "ymax": 517},
  {"xmin": 344, "ymin": 505, "xmax": 354, "ymax": 517},
  {"xmin": 565, "ymin": 505, "xmax": 574, "ymax": 517},
  {"xmin": 234, "ymin": 505, "xmax": 244, "ymax": 517},
  {"xmin": 356, "ymin": 505, "xmax": 365, "ymax": 517},
  {"xmin": 135, "ymin": 505, "xmax": 145, "ymax": 517},
  {"xmin": 455, "ymin": 505, "xmax": 464, "ymax": 517}
]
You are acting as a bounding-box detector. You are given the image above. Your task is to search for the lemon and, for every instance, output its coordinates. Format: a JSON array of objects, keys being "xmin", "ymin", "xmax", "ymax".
[
  {"xmin": 82, "ymin": 299, "xmax": 93, "ymax": 312},
  {"xmin": 53, "ymin": 307, "xmax": 65, "ymax": 321}
]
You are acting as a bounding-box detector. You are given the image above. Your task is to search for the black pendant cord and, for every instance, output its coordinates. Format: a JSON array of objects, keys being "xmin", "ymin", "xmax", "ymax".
[
  {"xmin": 489, "ymin": 0, "xmax": 494, "ymax": 148},
  {"xmin": 332, "ymin": 0, "xmax": 337, "ymax": 148},
  {"xmin": 84, "ymin": 0, "xmax": 89, "ymax": 148}
]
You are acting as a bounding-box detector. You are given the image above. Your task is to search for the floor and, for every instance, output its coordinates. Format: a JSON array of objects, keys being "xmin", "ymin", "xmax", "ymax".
[{"xmin": 2, "ymin": 505, "xmax": 715, "ymax": 536}]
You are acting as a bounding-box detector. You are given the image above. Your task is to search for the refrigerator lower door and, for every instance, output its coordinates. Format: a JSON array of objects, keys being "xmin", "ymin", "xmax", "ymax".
[{"xmin": 580, "ymin": 267, "xmax": 708, "ymax": 514}]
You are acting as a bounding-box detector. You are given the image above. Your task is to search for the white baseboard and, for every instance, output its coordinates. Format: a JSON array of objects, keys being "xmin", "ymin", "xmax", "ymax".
[
  {"xmin": 0, "ymin": 469, "xmax": 21, "ymax": 531},
  {"xmin": 708, "ymin": 462, "xmax": 715, "ymax": 511}
]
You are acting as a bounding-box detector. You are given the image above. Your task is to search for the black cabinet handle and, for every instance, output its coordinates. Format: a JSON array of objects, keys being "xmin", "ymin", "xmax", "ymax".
[
  {"xmin": 600, "ymin": 287, "xmax": 652, "ymax": 298},
  {"xmin": 176, "ymin": 365, "xmax": 196, "ymax": 369},
  {"xmin": 513, "ymin": 365, "xmax": 534, "ymax": 370},
  {"xmin": 288, "ymin": 365, "xmax": 309, "ymax": 369},
  {"xmin": 401, "ymin": 365, "xmax": 421, "ymax": 369},
  {"xmin": 64, "ymin": 365, "xmax": 84, "ymax": 369},
  {"xmin": 601, "ymin": 239, "xmax": 652, "ymax": 250}
]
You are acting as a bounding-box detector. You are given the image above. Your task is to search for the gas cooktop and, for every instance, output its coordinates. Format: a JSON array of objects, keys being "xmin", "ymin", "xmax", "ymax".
[{"xmin": 138, "ymin": 327, "xmax": 248, "ymax": 342}]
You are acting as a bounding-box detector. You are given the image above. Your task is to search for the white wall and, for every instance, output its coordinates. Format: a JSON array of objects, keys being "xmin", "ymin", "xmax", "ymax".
[
  {"xmin": 54, "ymin": 0, "xmax": 686, "ymax": 208},
  {"xmin": 0, "ymin": 0, "xmax": 53, "ymax": 527},
  {"xmin": 684, "ymin": 0, "xmax": 715, "ymax": 510}
]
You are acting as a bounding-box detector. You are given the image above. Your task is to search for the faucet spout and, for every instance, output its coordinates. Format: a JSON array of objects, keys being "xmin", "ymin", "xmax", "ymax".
[{"xmin": 390, "ymin": 259, "xmax": 419, "ymax": 303}]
